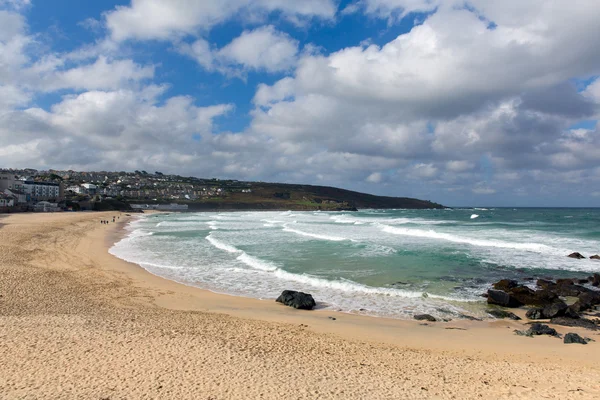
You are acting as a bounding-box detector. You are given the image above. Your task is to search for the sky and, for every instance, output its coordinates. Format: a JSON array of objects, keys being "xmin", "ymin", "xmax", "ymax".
[{"xmin": 1, "ymin": 0, "xmax": 599, "ymax": 207}]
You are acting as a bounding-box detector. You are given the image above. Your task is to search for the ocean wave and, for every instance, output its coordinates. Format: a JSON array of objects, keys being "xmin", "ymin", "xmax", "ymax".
[
  {"xmin": 267, "ymin": 270, "xmax": 472, "ymax": 303},
  {"xmin": 236, "ymin": 252, "xmax": 278, "ymax": 272},
  {"xmin": 379, "ymin": 224, "xmax": 555, "ymax": 253},
  {"xmin": 205, "ymin": 234, "xmax": 241, "ymax": 254},
  {"xmin": 282, "ymin": 225, "xmax": 347, "ymax": 241},
  {"xmin": 330, "ymin": 215, "xmax": 357, "ymax": 224}
]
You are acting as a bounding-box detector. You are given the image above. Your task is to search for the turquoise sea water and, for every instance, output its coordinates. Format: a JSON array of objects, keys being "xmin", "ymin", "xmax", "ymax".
[{"xmin": 110, "ymin": 208, "xmax": 600, "ymax": 319}]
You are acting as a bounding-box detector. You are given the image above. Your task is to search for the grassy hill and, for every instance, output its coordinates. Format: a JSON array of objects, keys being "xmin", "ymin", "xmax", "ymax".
[{"xmin": 141, "ymin": 182, "xmax": 445, "ymax": 211}]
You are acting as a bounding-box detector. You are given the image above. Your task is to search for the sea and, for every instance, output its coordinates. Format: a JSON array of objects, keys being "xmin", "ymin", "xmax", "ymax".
[{"xmin": 109, "ymin": 208, "xmax": 600, "ymax": 320}]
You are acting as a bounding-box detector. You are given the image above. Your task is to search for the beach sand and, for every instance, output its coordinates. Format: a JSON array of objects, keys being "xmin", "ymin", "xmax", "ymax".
[{"xmin": 1, "ymin": 212, "xmax": 600, "ymax": 399}]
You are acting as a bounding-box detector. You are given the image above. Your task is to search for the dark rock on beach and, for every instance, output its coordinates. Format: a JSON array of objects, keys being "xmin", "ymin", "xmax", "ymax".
[
  {"xmin": 276, "ymin": 290, "xmax": 316, "ymax": 310},
  {"xmin": 564, "ymin": 333, "xmax": 588, "ymax": 344},
  {"xmin": 414, "ymin": 314, "xmax": 437, "ymax": 322},
  {"xmin": 487, "ymin": 309, "xmax": 521, "ymax": 320},
  {"xmin": 515, "ymin": 323, "xmax": 560, "ymax": 338},
  {"xmin": 504, "ymin": 286, "xmax": 560, "ymax": 307},
  {"xmin": 528, "ymin": 323, "xmax": 559, "ymax": 337},
  {"xmin": 492, "ymin": 279, "xmax": 518, "ymax": 292},
  {"xmin": 487, "ymin": 289, "xmax": 523, "ymax": 308},
  {"xmin": 592, "ymin": 273, "xmax": 600, "ymax": 286},
  {"xmin": 568, "ymin": 252, "xmax": 586, "ymax": 259},
  {"xmin": 571, "ymin": 291, "xmax": 600, "ymax": 313},
  {"xmin": 590, "ymin": 255, "xmax": 600, "ymax": 260},
  {"xmin": 542, "ymin": 301, "xmax": 568, "ymax": 319},
  {"xmin": 526, "ymin": 308, "xmax": 544, "ymax": 320},
  {"xmin": 550, "ymin": 317, "xmax": 598, "ymax": 330}
]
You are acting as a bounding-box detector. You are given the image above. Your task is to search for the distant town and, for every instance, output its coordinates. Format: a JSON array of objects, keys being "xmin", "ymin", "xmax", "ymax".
[
  {"xmin": 0, "ymin": 168, "xmax": 253, "ymax": 213},
  {"xmin": 0, "ymin": 168, "xmax": 444, "ymax": 213}
]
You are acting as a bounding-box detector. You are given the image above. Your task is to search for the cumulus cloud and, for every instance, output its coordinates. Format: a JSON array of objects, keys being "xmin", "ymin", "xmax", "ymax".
[
  {"xmin": 179, "ymin": 26, "xmax": 299, "ymax": 75},
  {"xmin": 245, "ymin": 0, "xmax": 600, "ymax": 202},
  {"xmin": 0, "ymin": 87, "xmax": 234, "ymax": 172},
  {"xmin": 105, "ymin": 0, "xmax": 337, "ymax": 41},
  {"xmin": 3, "ymin": 0, "xmax": 600, "ymax": 205}
]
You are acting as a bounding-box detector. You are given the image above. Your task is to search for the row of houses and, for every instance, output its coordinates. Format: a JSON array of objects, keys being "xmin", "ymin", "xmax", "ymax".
[{"xmin": 0, "ymin": 173, "xmax": 63, "ymax": 212}]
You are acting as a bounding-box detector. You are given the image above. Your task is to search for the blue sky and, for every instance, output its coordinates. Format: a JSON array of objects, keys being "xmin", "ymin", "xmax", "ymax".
[{"xmin": 1, "ymin": 0, "xmax": 600, "ymax": 206}]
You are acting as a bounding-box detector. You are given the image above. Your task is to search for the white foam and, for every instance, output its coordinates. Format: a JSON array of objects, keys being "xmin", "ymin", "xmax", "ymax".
[
  {"xmin": 206, "ymin": 234, "xmax": 241, "ymax": 254},
  {"xmin": 236, "ymin": 252, "xmax": 278, "ymax": 272},
  {"xmin": 379, "ymin": 224, "xmax": 555, "ymax": 253},
  {"xmin": 267, "ymin": 270, "xmax": 470, "ymax": 303},
  {"xmin": 282, "ymin": 225, "xmax": 347, "ymax": 241},
  {"xmin": 207, "ymin": 221, "xmax": 219, "ymax": 230},
  {"xmin": 471, "ymin": 214, "xmax": 479, "ymax": 219}
]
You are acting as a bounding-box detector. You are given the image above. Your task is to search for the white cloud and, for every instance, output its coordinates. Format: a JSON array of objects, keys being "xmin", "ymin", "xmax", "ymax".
[
  {"xmin": 105, "ymin": 0, "xmax": 337, "ymax": 41},
  {"xmin": 0, "ymin": 87, "xmax": 234, "ymax": 171},
  {"xmin": 366, "ymin": 172, "xmax": 383, "ymax": 183},
  {"xmin": 219, "ymin": 26, "xmax": 298, "ymax": 73},
  {"xmin": 179, "ymin": 26, "xmax": 299, "ymax": 75},
  {"xmin": 254, "ymin": 77, "xmax": 296, "ymax": 106},
  {"xmin": 446, "ymin": 160, "xmax": 474, "ymax": 173},
  {"xmin": 412, "ymin": 163, "xmax": 438, "ymax": 178}
]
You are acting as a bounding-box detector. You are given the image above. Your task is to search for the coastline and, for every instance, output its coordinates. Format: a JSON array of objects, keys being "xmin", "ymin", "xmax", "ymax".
[{"xmin": 1, "ymin": 211, "xmax": 600, "ymax": 398}]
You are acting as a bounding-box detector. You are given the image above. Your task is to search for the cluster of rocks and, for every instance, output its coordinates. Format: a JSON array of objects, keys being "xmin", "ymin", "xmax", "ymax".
[
  {"xmin": 568, "ymin": 252, "xmax": 600, "ymax": 260},
  {"xmin": 485, "ymin": 275, "xmax": 600, "ymax": 344}
]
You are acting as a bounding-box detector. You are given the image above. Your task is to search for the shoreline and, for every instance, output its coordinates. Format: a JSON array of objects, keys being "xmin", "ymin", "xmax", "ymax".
[
  {"xmin": 107, "ymin": 213, "xmax": 600, "ymax": 357},
  {"xmin": 1, "ymin": 211, "xmax": 600, "ymax": 398}
]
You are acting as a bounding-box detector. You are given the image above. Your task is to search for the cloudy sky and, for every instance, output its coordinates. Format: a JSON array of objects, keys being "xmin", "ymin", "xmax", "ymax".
[{"xmin": 1, "ymin": 0, "xmax": 599, "ymax": 206}]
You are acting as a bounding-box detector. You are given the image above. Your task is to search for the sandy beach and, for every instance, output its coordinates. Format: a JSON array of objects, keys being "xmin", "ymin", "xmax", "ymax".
[{"xmin": 1, "ymin": 212, "xmax": 600, "ymax": 399}]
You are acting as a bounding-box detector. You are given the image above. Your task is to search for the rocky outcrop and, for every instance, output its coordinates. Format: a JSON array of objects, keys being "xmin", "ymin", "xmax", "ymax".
[
  {"xmin": 590, "ymin": 255, "xmax": 600, "ymax": 260},
  {"xmin": 564, "ymin": 333, "xmax": 588, "ymax": 344},
  {"xmin": 571, "ymin": 291, "xmax": 600, "ymax": 313},
  {"xmin": 492, "ymin": 279, "xmax": 518, "ymax": 292},
  {"xmin": 487, "ymin": 289, "xmax": 523, "ymax": 308},
  {"xmin": 568, "ymin": 252, "xmax": 586, "ymax": 259},
  {"xmin": 487, "ymin": 309, "xmax": 521, "ymax": 320},
  {"xmin": 542, "ymin": 301, "xmax": 568, "ymax": 319},
  {"xmin": 276, "ymin": 290, "xmax": 316, "ymax": 310},
  {"xmin": 414, "ymin": 314, "xmax": 437, "ymax": 322}
]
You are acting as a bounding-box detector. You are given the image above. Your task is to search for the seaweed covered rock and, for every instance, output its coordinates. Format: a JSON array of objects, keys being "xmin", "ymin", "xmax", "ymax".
[
  {"xmin": 528, "ymin": 323, "xmax": 559, "ymax": 337},
  {"xmin": 414, "ymin": 314, "xmax": 437, "ymax": 322},
  {"xmin": 276, "ymin": 290, "xmax": 316, "ymax": 310},
  {"xmin": 550, "ymin": 317, "xmax": 598, "ymax": 330},
  {"xmin": 564, "ymin": 333, "xmax": 588, "ymax": 344},
  {"xmin": 514, "ymin": 323, "xmax": 560, "ymax": 338},
  {"xmin": 487, "ymin": 309, "xmax": 521, "ymax": 320}
]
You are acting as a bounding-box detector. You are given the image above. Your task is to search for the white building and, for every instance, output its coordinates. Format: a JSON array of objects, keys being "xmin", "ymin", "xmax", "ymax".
[
  {"xmin": 66, "ymin": 185, "xmax": 83, "ymax": 194},
  {"xmin": 22, "ymin": 181, "xmax": 61, "ymax": 200},
  {"xmin": 81, "ymin": 183, "xmax": 97, "ymax": 194}
]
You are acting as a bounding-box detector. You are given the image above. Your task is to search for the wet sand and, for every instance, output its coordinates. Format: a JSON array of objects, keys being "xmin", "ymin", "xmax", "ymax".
[{"xmin": 1, "ymin": 212, "xmax": 599, "ymax": 399}]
